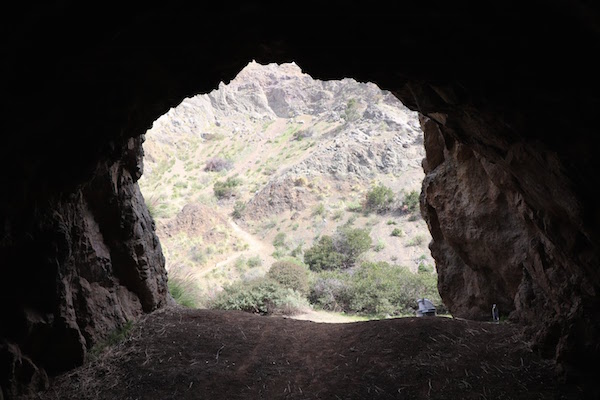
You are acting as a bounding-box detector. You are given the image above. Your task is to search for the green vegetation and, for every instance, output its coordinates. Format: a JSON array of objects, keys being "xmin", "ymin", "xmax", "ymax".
[
  {"xmin": 304, "ymin": 227, "xmax": 372, "ymax": 271},
  {"xmin": 213, "ymin": 176, "xmax": 242, "ymax": 199},
  {"xmin": 232, "ymin": 200, "xmax": 246, "ymax": 219},
  {"xmin": 344, "ymin": 98, "xmax": 361, "ymax": 122},
  {"xmin": 310, "ymin": 262, "xmax": 441, "ymax": 316},
  {"xmin": 247, "ymin": 255, "xmax": 262, "ymax": 268},
  {"xmin": 267, "ymin": 261, "xmax": 309, "ymax": 295},
  {"xmin": 89, "ymin": 321, "xmax": 134, "ymax": 359},
  {"xmin": 169, "ymin": 277, "xmax": 198, "ymax": 308},
  {"xmin": 312, "ymin": 202, "xmax": 326, "ymax": 217},
  {"xmin": 210, "ymin": 278, "xmax": 308, "ymax": 315},
  {"xmin": 407, "ymin": 234, "xmax": 427, "ymax": 247},
  {"xmin": 373, "ymin": 240, "xmax": 385, "ymax": 252},
  {"xmin": 418, "ymin": 262, "xmax": 434, "ymax": 274},
  {"xmin": 365, "ymin": 184, "xmax": 395, "ymax": 213},
  {"xmin": 391, "ymin": 228, "xmax": 404, "ymax": 237},
  {"xmin": 403, "ymin": 190, "xmax": 420, "ymax": 213},
  {"xmin": 273, "ymin": 232, "xmax": 287, "ymax": 248}
]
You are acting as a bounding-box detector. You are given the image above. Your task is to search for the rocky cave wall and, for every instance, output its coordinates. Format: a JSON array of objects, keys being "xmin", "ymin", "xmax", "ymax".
[{"xmin": 2, "ymin": 1, "xmax": 600, "ymax": 397}]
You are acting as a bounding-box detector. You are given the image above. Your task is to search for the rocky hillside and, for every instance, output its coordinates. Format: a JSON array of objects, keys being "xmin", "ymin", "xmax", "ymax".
[{"xmin": 139, "ymin": 61, "xmax": 433, "ymax": 304}]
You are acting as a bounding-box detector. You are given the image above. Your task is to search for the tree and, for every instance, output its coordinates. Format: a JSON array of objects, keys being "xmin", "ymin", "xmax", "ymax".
[
  {"xmin": 365, "ymin": 184, "xmax": 395, "ymax": 213},
  {"xmin": 304, "ymin": 236, "xmax": 345, "ymax": 272},
  {"xmin": 334, "ymin": 227, "xmax": 372, "ymax": 267},
  {"xmin": 267, "ymin": 261, "xmax": 309, "ymax": 295},
  {"xmin": 403, "ymin": 190, "xmax": 420, "ymax": 213},
  {"xmin": 213, "ymin": 176, "xmax": 241, "ymax": 199},
  {"xmin": 304, "ymin": 228, "xmax": 372, "ymax": 271}
]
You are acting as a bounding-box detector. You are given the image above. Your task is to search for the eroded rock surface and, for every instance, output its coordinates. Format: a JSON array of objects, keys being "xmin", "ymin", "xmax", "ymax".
[{"xmin": 0, "ymin": 137, "xmax": 168, "ymax": 397}]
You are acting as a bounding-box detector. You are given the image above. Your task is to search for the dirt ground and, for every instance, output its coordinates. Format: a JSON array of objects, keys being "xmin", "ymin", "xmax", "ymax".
[{"xmin": 23, "ymin": 307, "xmax": 583, "ymax": 400}]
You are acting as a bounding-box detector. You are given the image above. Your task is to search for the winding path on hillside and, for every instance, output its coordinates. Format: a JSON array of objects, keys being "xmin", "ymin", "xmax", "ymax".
[{"xmin": 196, "ymin": 218, "xmax": 276, "ymax": 279}]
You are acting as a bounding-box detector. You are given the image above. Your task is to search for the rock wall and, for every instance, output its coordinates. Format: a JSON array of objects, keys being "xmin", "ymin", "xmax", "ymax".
[
  {"xmin": 419, "ymin": 112, "xmax": 600, "ymax": 382},
  {"xmin": 0, "ymin": 137, "xmax": 168, "ymax": 397}
]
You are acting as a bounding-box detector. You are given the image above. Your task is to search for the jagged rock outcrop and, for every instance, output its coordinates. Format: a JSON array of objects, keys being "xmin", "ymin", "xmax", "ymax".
[{"xmin": 0, "ymin": 137, "xmax": 168, "ymax": 397}]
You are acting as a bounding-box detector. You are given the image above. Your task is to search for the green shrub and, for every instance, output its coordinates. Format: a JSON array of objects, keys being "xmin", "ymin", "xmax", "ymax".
[
  {"xmin": 304, "ymin": 227, "xmax": 372, "ymax": 271},
  {"xmin": 273, "ymin": 232, "xmax": 287, "ymax": 248},
  {"xmin": 346, "ymin": 202, "xmax": 363, "ymax": 213},
  {"xmin": 312, "ymin": 203, "xmax": 326, "ymax": 216},
  {"xmin": 365, "ymin": 184, "xmax": 395, "ymax": 213},
  {"xmin": 304, "ymin": 236, "xmax": 345, "ymax": 271},
  {"xmin": 232, "ymin": 200, "xmax": 246, "ymax": 219},
  {"xmin": 344, "ymin": 98, "xmax": 361, "ymax": 122},
  {"xmin": 391, "ymin": 228, "xmax": 404, "ymax": 237},
  {"xmin": 169, "ymin": 278, "xmax": 197, "ymax": 308},
  {"xmin": 308, "ymin": 270, "xmax": 352, "ymax": 312},
  {"xmin": 333, "ymin": 210, "xmax": 344, "ymax": 221},
  {"xmin": 247, "ymin": 255, "xmax": 262, "ymax": 268},
  {"xmin": 408, "ymin": 234, "xmax": 427, "ymax": 247},
  {"xmin": 403, "ymin": 190, "xmax": 420, "ymax": 213},
  {"xmin": 89, "ymin": 321, "xmax": 134, "ymax": 359},
  {"xmin": 418, "ymin": 262, "xmax": 434, "ymax": 274},
  {"xmin": 267, "ymin": 261, "xmax": 309, "ymax": 295},
  {"xmin": 334, "ymin": 227, "xmax": 372, "ymax": 266},
  {"xmin": 213, "ymin": 176, "xmax": 242, "ymax": 199},
  {"xmin": 309, "ymin": 262, "xmax": 441, "ymax": 316},
  {"xmin": 374, "ymin": 240, "xmax": 385, "ymax": 252},
  {"xmin": 210, "ymin": 278, "xmax": 308, "ymax": 315}
]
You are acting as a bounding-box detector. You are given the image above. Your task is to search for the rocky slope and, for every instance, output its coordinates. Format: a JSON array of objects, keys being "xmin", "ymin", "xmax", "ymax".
[{"xmin": 140, "ymin": 61, "xmax": 433, "ymax": 303}]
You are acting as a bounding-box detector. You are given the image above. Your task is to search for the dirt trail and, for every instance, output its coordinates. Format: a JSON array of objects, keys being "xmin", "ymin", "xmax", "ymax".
[
  {"xmin": 27, "ymin": 307, "xmax": 583, "ymax": 400},
  {"xmin": 196, "ymin": 219, "xmax": 275, "ymax": 279}
]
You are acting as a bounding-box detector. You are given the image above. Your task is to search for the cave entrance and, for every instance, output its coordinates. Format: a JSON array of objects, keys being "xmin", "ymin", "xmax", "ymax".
[{"xmin": 138, "ymin": 60, "xmax": 441, "ymax": 321}]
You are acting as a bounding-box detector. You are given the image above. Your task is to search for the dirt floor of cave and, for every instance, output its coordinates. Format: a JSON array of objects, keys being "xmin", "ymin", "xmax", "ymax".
[{"xmin": 25, "ymin": 307, "xmax": 582, "ymax": 400}]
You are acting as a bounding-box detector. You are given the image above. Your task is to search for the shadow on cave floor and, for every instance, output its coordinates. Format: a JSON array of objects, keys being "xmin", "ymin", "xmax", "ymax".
[{"xmin": 23, "ymin": 307, "xmax": 581, "ymax": 400}]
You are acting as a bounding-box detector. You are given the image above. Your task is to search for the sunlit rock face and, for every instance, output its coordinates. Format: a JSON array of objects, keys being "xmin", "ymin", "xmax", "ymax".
[{"xmin": 2, "ymin": 1, "xmax": 599, "ymax": 397}]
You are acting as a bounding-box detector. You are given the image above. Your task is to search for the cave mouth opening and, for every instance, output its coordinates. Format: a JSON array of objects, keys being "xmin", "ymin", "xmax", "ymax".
[{"xmin": 138, "ymin": 60, "xmax": 442, "ymax": 322}]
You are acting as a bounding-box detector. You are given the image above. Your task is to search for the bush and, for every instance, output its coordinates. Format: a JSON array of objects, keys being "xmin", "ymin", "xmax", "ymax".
[
  {"xmin": 344, "ymin": 98, "xmax": 361, "ymax": 122},
  {"xmin": 403, "ymin": 190, "xmax": 420, "ymax": 213},
  {"xmin": 204, "ymin": 157, "xmax": 232, "ymax": 172},
  {"xmin": 247, "ymin": 255, "xmax": 262, "ymax": 268},
  {"xmin": 308, "ymin": 270, "xmax": 352, "ymax": 312},
  {"xmin": 334, "ymin": 227, "xmax": 372, "ymax": 267},
  {"xmin": 407, "ymin": 234, "xmax": 427, "ymax": 247},
  {"xmin": 304, "ymin": 236, "xmax": 344, "ymax": 272},
  {"xmin": 273, "ymin": 232, "xmax": 287, "ymax": 248},
  {"xmin": 312, "ymin": 203, "xmax": 326, "ymax": 217},
  {"xmin": 293, "ymin": 128, "xmax": 315, "ymax": 141},
  {"xmin": 418, "ymin": 262, "xmax": 434, "ymax": 274},
  {"xmin": 304, "ymin": 227, "xmax": 372, "ymax": 271},
  {"xmin": 310, "ymin": 262, "xmax": 441, "ymax": 316},
  {"xmin": 214, "ymin": 176, "xmax": 242, "ymax": 199},
  {"xmin": 391, "ymin": 228, "xmax": 404, "ymax": 237},
  {"xmin": 232, "ymin": 200, "xmax": 246, "ymax": 219},
  {"xmin": 365, "ymin": 184, "xmax": 395, "ymax": 213},
  {"xmin": 169, "ymin": 277, "xmax": 198, "ymax": 308},
  {"xmin": 267, "ymin": 261, "xmax": 309, "ymax": 295},
  {"xmin": 210, "ymin": 278, "xmax": 308, "ymax": 315}
]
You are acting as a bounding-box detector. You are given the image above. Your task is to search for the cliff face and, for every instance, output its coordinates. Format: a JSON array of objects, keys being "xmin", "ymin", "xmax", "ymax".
[
  {"xmin": 419, "ymin": 112, "xmax": 600, "ymax": 379},
  {"xmin": 0, "ymin": 137, "xmax": 168, "ymax": 396}
]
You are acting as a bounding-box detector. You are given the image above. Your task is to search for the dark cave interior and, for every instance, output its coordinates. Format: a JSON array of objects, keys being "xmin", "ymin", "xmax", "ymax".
[{"xmin": 1, "ymin": 1, "xmax": 600, "ymax": 398}]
